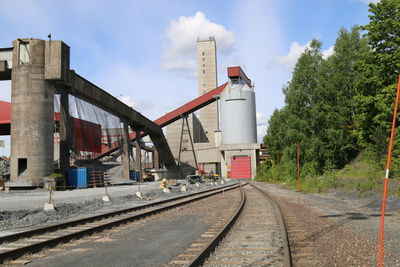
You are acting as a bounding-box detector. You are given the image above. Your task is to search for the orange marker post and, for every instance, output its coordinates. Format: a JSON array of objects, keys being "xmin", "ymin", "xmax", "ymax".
[{"xmin": 379, "ymin": 74, "xmax": 400, "ymax": 267}]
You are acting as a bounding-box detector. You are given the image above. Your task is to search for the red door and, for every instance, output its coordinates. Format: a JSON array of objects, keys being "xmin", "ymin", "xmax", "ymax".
[{"xmin": 231, "ymin": 156, "xmax": 251, "ymax": 179}]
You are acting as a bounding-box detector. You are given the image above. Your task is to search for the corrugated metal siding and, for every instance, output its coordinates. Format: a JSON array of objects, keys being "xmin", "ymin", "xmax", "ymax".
[
  {"xmin": 130, "ymin": 170, "xmax": 140, "ymax": 181},
  {"xmin": 72, "ymin": 117, "xmax": 102, "ymax": 153},
  {"xmin": 231, "ymin": 156, "xmax": 251, "ymax": 179},
  {"xmin": 67, "ymin": 168, "xmax": 88, "ymax": 188}
]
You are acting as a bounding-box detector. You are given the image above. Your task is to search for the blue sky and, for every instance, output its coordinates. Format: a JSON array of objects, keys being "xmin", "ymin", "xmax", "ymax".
[{"xmin": 0, "ymin": 0, "xmax": 377, "ymax": 156}]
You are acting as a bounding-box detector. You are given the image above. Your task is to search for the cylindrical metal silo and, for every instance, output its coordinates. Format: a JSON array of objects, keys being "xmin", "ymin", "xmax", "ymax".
[{"xmin": 220, "ymin": 81, "xmax": 257, "ymax": 145}]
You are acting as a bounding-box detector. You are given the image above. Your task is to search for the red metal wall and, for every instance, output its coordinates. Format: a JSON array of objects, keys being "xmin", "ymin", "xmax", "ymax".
[
  {"xmin": 230, "ymin": 156, "xmax": 251, "ymax": 179},
  {"xmin": 72, "ymin": 117, "xmax": 102, "ymax": 153},
  {"xmin": 54, "ymin": 112, "xmax": 102, "ymax": 153},
  {"xmin": 0, "ymin": 101, "xmax": 11, "ymax": 135},
  {"xmin": 0, "ymin": 101, "xmax": 11, "ymax": 124}
]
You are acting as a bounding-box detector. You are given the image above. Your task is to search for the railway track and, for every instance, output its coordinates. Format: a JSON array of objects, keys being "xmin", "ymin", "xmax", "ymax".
[
  {"xmin": 0, "ymin": 182, "xmax": 240, "ymax": 264},
  {"xmin": 168, "ymin": 182, "xmax": 291, "ymax": 267}
]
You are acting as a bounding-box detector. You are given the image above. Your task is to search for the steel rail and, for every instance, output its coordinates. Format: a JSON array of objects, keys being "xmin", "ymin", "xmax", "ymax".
[
  {"xmin": 250, "ymin": 182, "xmax": 292, "ymax": 267},
  {"xmin": 0, "ymin": 182, "xmax": 238, "ymax": 245},
  {"xmin": 186, "ymin": 182, "xmax": 292, "ymax": 267},
  {"xmin": 0, "ymin": 182, "xmax": 239, "ymax": 264},
  {"xmin": 185, "ymin": 182, "xmax": 246, "ymax": 267}
]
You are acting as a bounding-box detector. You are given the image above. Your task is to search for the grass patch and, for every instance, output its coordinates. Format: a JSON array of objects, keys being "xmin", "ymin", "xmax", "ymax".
[{"xmin": 257, "ymin": 150, "xmax": 388, "ymax": 196}]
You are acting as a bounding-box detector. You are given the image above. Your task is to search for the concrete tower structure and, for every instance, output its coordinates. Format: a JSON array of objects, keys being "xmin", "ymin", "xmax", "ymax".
[
  {"xmin": 197, "ymin": 37, "xmax": 218, "ymax": 143},
  {"xmin": 10, "ymin": 39, "xmax": 56, "ymax": 187},
  {"xmin": 165, "ymin": 37, "xmax": 218, "ymax": 175}
]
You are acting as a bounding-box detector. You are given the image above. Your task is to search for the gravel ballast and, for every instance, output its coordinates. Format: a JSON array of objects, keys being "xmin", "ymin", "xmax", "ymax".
[
  {"xmin": 0, "ymin": 180, "xmax": 234, "ymax": 234},
  {"xmin": 22, "ymin": 186, "xmax": 241, "ymax": 267},
  {"xmin": 254, "ymin": 182, "xmax": 400, "ymax": 266}
]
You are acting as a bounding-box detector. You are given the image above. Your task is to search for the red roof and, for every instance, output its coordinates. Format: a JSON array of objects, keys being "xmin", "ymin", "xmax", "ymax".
[{"xmin": 227, "ymin": 66, "xmax": 252, "ymax": 87}]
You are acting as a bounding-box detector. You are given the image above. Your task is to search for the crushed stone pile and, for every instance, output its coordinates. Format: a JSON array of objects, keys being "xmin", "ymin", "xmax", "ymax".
[{"xmin": 0, "ymin": 158, "xmax": 10, "ymax": 177}]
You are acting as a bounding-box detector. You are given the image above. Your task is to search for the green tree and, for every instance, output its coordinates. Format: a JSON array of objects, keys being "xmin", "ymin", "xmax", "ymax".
[
  {"xmin": 264, "ymin": 28, "xmax": 368, "ymax": 180},
  {"xmin": 355, "ymin": 0, "xmax": 400, "ymax": 158},
  {"xmin": 314, "ymin": 27, "xmax": 367, "ymax": 168}
]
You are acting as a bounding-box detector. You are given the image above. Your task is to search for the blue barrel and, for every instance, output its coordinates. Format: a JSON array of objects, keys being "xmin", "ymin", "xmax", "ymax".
[
  {"xmin": 67, "ymin": 168, "xmax": 88, "ymax": 188},
  {"xmin": 130, "ymin": 170, "xmax": 139, "ymax": 181}
]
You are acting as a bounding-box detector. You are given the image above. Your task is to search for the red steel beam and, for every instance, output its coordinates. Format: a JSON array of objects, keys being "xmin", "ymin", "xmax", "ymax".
[
  {"xmin": 99, "ymin": 82, "xmax": 228, "ymax": 157},
  {"xmin": 153, "ymin": 82, "xmax": 227, "ymax": 128}
]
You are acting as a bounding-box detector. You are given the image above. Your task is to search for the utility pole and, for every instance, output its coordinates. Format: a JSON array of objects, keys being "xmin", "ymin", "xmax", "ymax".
[
  {"xmin": 275, "ymin": 153, "xmax": 280, "ymax": 183},
  {"xmin": 296, "ymin": 141, "xmax": 301, "ymax": 205}
]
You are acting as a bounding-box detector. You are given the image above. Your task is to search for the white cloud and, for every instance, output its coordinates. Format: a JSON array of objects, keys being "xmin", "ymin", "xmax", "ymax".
[
  {"xmin": 118, "ymin": 95, "xmax": 135, "ymax": 108},
  {"xmin": 356, "ymin": 0, "xmax": 380, "ymax": 4},
  {"xmin": 275, "ymin": 41, "xmax": 311, "ymax": 70},
  {"xmin": 256, "ymin": 112, "xmax": 267, "ymax": 143},
  {"xmin": 322, "ymin": 46, "xmax": 334, "ymax": 59},
  {"xmin": 275, "ymin": 42, "xmax": 334, "ymax": 70},
  {"xmin": 162, "ymin": 11, "xmax": 235, "ymax": 76},
  {"xmin": 257, "ymin": 125, "xmax": 267, "ymax": 143},
  {"xmin": 256, "ymin": 112, "xmax": 267, "ymax": 125}
]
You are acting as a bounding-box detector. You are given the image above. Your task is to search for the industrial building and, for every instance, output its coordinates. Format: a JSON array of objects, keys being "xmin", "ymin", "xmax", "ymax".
[
  {"xmin": 166, "ymin": 37, "xmax": 259, "ymax": 179},
  {"xmin": 0, "ymin": 37, "xmax": 259, "ymax": 189},
  {"xmin": 166, "ymin": 37, "xmax": 219, "ymax": 175}
]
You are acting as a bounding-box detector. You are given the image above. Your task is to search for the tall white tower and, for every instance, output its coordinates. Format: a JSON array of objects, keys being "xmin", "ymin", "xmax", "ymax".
[{"xmin": 197, "ymin": 37, "xmax": 218, "ymax": 144}]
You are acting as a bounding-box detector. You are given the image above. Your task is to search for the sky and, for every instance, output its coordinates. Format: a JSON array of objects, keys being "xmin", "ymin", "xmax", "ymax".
[{"xmin": 0, "ymin": 0, "xmax": 378, "ymax": 156}]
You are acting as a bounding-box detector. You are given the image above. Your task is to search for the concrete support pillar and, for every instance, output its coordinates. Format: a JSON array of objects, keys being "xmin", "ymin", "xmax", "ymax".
[
  {"xmin": 122, "ymin": 122, "xmax": 130, "ymax": 179},
  {"xmin": 135, "ymin": 131, "xmax": 142, "ymax": 182},
  {"xmin": 9, "ymin": 39, "xmax": 54, "ymax": 187},
  {"xmin": 220, "ymin": 150, "xmax": 227, "ymax": 179},
  {"xmin": 251, "ymin": 149, "xmax": 257, "ymax": 180},
  {"xmin": 152, "ymin": 149, "xmax": 159, "ymax": 169},
  {"xmin": 59, "ymin": 88, "xmax": 72, "ymax": 173}
]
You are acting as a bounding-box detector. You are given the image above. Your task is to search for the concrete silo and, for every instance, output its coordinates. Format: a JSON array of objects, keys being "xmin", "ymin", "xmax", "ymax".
[{"xmin": 9, "ymin": 39, "xmax": 55, "ymax": 187}]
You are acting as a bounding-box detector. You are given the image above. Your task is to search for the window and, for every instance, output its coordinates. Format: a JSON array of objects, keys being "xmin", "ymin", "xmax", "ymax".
[
  {"xmin": 203, "ymin": 83, "xmax": 206, "ymax": 88},
  {"xmin": 203, "ymin": 70, "xmax": 205, "ymax": 74},
  {"xmin": 19, "ymin": 43, "xmax": 30, "ymax": 64},
  {"xmin": 203, "ymin": 64, "xmax": 205, "ymax": 67},
  {"xmin": 202, "ymin": 58, "xmax": 205, "ymax": 62},
  {"xmin": 202, "ymin": 52, "xmax": 205, "ymax": 56}
]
